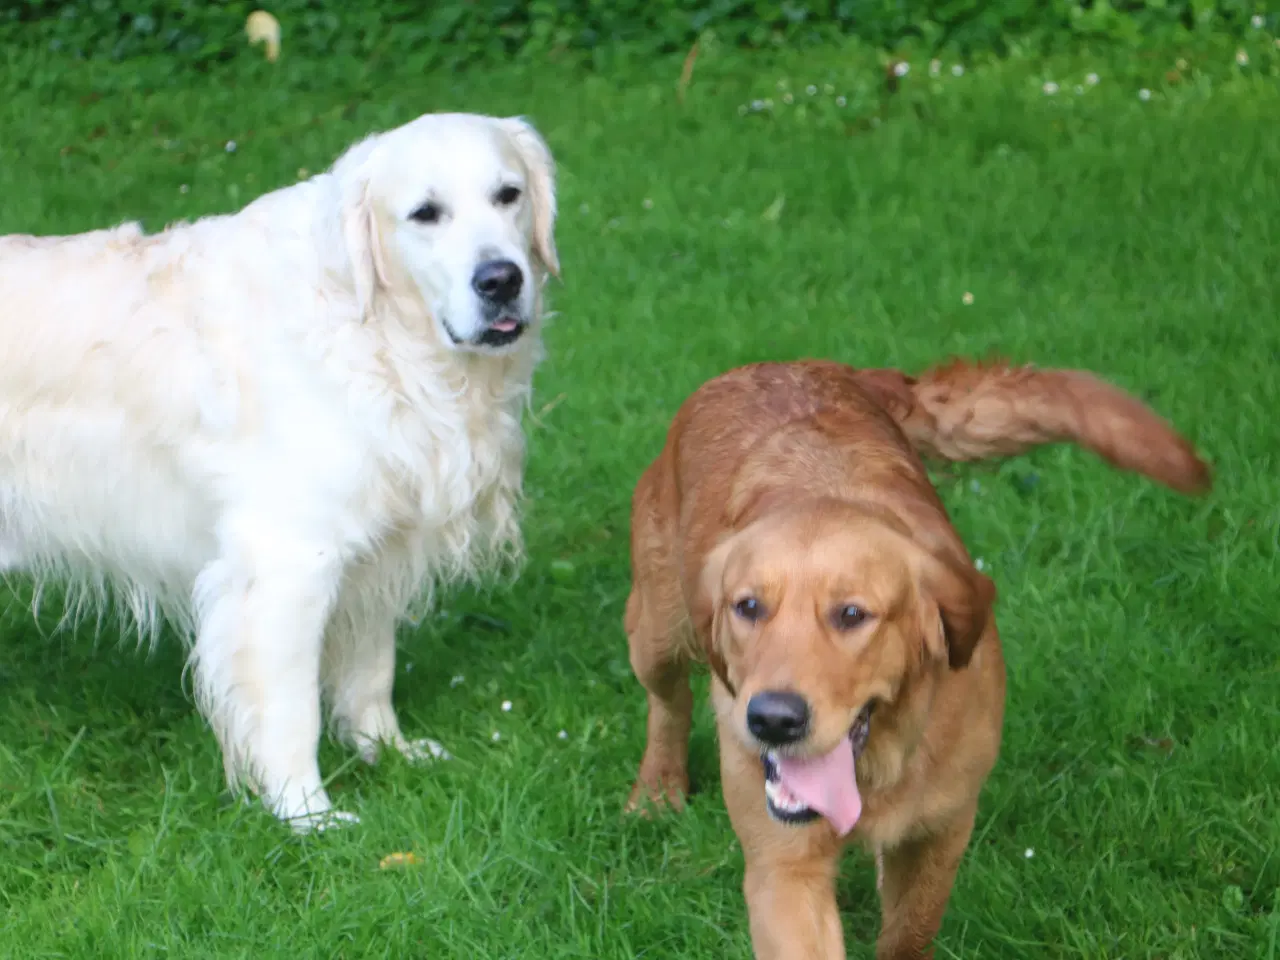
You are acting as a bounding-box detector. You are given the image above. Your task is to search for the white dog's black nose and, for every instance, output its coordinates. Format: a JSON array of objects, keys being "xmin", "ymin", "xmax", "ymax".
[
  {"xmin": 746, "ymin": 691, "xmax": 811, "ymax": 746},
  {"xmin": 472, "ymin": 259, "xmax": 523, "ymax": 303}
]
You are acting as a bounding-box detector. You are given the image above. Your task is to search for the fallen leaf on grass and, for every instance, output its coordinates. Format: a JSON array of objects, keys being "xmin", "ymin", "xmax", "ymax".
[
  {"xmin": 379, "ymin": 851, "xmax": 421, "ymax": 870},
  {"xmin": 246, "ymin": 10, "xmax": 281, "ymax": 62}
]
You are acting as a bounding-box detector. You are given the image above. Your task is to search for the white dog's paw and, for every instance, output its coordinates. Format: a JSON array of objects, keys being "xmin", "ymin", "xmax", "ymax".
[
  {"xmin": 397, "ymin": 737, "xmax": 452, "ymax": 764},
  {"xmin": 288, "ymin": 809, "xmax": 361, "ymax": 835}
]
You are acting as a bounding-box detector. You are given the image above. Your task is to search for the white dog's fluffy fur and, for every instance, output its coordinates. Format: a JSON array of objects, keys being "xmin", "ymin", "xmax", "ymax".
[{"xmin": 0, "ymin": 112, "xmax": 559, "ymax": 831}]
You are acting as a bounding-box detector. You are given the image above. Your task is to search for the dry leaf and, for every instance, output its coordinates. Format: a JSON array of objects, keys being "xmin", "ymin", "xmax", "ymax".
[
  {"xmin": 379, "ymin": 851, "xmax": 421, "ymax": 870},
  {"xmin": 245, "ymin": 10, "xmax": 281, "ymax": 62}
]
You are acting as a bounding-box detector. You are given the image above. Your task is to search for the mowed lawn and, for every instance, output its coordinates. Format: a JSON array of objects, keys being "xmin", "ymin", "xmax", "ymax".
[{"xmin": 0, "ymin": 38, "xmax": 1277, "ymax": 960}]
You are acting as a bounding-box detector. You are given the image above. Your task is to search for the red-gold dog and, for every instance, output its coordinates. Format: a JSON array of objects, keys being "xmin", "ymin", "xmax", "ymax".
[{"xmin": 622, "ymin": 359, "xmax": 1210, "ymax": 959}]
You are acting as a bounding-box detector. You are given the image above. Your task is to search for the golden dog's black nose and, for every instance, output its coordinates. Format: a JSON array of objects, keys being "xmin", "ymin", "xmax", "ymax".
[
  {"xmin": 746, "ymin": 691, "xmax": 810, "ymax": 746},
  {"xmin": 472, "ymin": 259, "xmax": 523, "ymax": 303}
]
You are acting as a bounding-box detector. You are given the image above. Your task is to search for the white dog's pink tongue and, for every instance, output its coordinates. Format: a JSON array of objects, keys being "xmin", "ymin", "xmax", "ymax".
[
  {"xmin": 775, "ymin": 735, "xmax": 862, "ymax": 836},
  {"xmin": 492, "ymin": 318, "xmax": 519, "ymax": 332}
]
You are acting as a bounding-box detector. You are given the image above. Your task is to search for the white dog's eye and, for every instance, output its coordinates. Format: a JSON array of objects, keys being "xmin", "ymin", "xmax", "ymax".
[
  {"xmin": 409, "ymin": 201, "xmax": 443, "ymax": 225},
  {"xmin": 494, "ymin": 185, "xmax": 522, "ymax": 207}
]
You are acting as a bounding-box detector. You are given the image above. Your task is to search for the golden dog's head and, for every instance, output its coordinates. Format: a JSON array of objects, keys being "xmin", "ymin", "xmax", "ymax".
[{"xmin": 692, "ymin": 498, "xmax": 995, "ymax": 834}]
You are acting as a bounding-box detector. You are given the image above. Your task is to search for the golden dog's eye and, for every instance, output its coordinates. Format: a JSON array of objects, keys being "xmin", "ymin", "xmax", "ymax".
[
  {"xmin": 733, "ymin": 597, "xmax": 764, "ymax": 622},
  {"xmin": 834, "ymin": 604, "xmax": 869, "ymax": 630},
  {"xmin": 495, "ymin": 185, "xmax": 522, "ymax": 207},
  {"xmin": 409, "ymin": 201, "xmax": 443, "ymax": 224}
]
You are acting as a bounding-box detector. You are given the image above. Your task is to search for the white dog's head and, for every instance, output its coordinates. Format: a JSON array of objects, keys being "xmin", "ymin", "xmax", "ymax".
[{"xmin": 332, "ymin": 112, "xmax": 559, "ymax": 353}]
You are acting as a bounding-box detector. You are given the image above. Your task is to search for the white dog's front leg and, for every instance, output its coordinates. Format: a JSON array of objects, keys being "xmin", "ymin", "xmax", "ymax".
[
  {"xmin": 323, "ymin": 602, "xmax": 450, "ymax": 766},
  {"xmin": 192, "ymin": 544, "xmax": 356, "ymax": 833}
]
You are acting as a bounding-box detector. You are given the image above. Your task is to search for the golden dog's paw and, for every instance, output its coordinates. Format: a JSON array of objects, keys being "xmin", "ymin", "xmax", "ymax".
[{"xmin": 624, "ymin": 776, "xmax": 690, "ymax": 818}]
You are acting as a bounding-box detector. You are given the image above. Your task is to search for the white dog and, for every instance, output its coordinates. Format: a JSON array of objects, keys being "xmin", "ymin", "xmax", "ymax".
[{"xmin": 0, "ymin": 112, "xmax": 559, "ymax": 831}]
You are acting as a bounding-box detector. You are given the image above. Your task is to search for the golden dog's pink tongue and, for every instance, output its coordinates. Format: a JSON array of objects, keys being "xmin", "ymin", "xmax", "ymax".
[{"xmin": 775, "ymin": 735, "xmax": 862, "ymax": 836}]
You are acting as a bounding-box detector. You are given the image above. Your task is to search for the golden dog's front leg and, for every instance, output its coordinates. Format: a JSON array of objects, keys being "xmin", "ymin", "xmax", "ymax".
[
  {"xmin": 717, "ymin": 694, "xmax": 846, "ymax": 960},
  {"xmin": 874, "ymin": 805, "xmax": 977, "ymax": 960}
]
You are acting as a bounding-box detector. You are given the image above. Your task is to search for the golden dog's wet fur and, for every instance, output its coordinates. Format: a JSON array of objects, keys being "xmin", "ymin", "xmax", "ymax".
[{"xmin": 623, "ymin": 359, "xmax": 1209, "ymax": 959}]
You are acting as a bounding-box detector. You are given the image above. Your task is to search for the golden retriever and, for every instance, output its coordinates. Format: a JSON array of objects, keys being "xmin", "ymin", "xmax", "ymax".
[
  {"xmin": 623, "ymin": 358, "xmax": 1209, "ymax": 958},
  {"xmin": 0, "ymin": 112, "xmax": 558, "ymax": 831}
]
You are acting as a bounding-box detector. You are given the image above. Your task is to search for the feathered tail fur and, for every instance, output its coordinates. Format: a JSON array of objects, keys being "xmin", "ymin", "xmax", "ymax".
[{"xmin": 852, "ymin": 358, "xmax": 1212, "ymax": 495}]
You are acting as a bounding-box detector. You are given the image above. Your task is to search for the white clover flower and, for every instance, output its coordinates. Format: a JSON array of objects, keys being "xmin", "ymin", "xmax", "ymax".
[
  {"xmin": 1085, "ymin": 72, "xmax": 1099, "ymax": 85},
  {"xmin": 1138, "ymin": 88, "xmax": 1152, "ymax": 101},
  {"xmin": 1251, "ymin": 14, "xmax": 1264, "ymax": 28},
  {"xmin": 1042, "ymin": 81, "xmax": 1059, "ymax": 95},
  {"xmin": 835, "ymin": 95, "xmax": 847, "ymax": 107},
  {"xmin": 951, "ymin": 64, "xmax": 964, "ymax": 77},
  {"xmin": 893, "ymin": 61, "xmax": 910, "ymax": 77},
  {"xmin": 1235, "ymin": 49, "xmax": 1249, "ymax": 66},
  {"xmin": 806, "ymin": 84, "xmax": 817, "ymax": 95}
]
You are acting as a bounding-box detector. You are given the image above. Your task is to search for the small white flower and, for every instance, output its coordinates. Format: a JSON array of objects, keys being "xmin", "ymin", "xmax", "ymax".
[
  {"xmin": 962, "ymin": 291, "xmax": 974, "ymax": 305},
  {"xmin": 1085, "ymin": 72, "xmax": 1099, "ymax": 85},
  {"xmin": 557, "ymin": 730, "xmax": 568, "ymax": 740},
  {"xmin": 975, "ymin": 558, "xmax": 986, "ymax": 571},
  {"xmin": 751, "ymin": 99, "xmax": 765, "ymax": 111},
  {"xmin": 1235, "ymin": 49, "xmax": 1249, "ymax": 66},
  {"xmin": 782, "ymin": 92, "xmax": 794, "ymax": 104},
  {"xmin": 893, "ymin": 61, "xmax": 910, "ymax": 77},
  {"xmin": 806, "ymin": 84, "xmax": 817, "ymax": 95},
  {"xmin": 225, "ymin": 140, "xmax": 237, "ymax": 153},
  {"xmin": 951, "ymin": 64, "xmax": 964, "ymax": 77},
  {"xmin": 179, "ymin": 184, "xmax": 189, "ymax": 194},
  {"xmin": 491, "ymin": 731, "xmax": 501, "ymax": 742},
  {"xmin": 835, "ymin": 95, "xmax": 847, "ymax": 107},
  {"xmin": 1251, "ymin": 13, "xmax": 1264, "ymax": 28},
  {"xmin": 450, "ymin": 674, "xmax": 465, "ymax": 687},
  {"xmin": 929, "ymin": 58, "xmax": 941, "ymax": 76},
  {"xmin": 1138, "ymin": 88, "xmax": 1152, "ymax": 101},
  {"xmin": 642, "ymin": 197, "xmax": 653, "ymax": 210},
  {"xmin": 1042, "ymin": 81, "xmax": 1059, "ymax": 95},
  {"xmin": 1025, "ymin": 848, "xmax": 1035, "ymax": 859},
  {"xmin": 501, "ymin": 700, "xmax": 513, "ymax": 712}
]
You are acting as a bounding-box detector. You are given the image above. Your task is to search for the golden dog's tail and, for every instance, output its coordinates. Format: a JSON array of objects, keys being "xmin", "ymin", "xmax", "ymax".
[{"xmin": 853, "ymin": 358, "xmax": 1212, "ymax": 495}]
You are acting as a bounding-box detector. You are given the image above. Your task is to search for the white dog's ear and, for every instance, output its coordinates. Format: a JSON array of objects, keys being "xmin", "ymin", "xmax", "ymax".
[
  {"xmin": 333, "ymin": 136, "xmax": 390, "ymax": 320},
  {"xmin": 501, "ymin": 116, "xmax": 560, "ymax": 278}
]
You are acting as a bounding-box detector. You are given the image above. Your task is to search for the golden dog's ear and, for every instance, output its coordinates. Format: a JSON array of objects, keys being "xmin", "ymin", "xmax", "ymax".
[
  {"xmin": 912, "ymin": 545, "xmax": 996, "ymax": 670},
  {"xmin": 689, "ymin": 536, "xmax": 737, "ymax": 692},
  {"xmin": 333, "ymin": 136, "xmax": 391, "ymax": 321},
  {"xmin": 500, "ymin": 116, "xmax": 559, "ymax": 278}
]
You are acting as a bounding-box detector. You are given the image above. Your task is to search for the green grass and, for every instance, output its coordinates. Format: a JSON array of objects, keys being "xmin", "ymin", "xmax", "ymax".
[{"xmin": 1, "ymin": 34, "xmax": 1278, "ymax": 960}]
